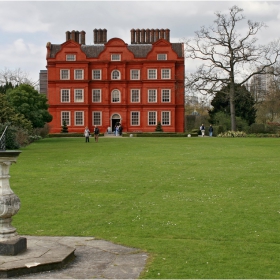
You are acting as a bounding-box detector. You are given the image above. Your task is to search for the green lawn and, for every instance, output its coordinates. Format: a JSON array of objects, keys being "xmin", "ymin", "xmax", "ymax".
[{"xmin": 10, "ymin": 137, "xmax": 280, "ymax": 279}]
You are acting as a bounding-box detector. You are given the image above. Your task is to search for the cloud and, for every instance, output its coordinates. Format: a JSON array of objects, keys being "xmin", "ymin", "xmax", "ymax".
[{"xmin": 0, "ymin": 2, "xmax": 50, "ymax": 33}]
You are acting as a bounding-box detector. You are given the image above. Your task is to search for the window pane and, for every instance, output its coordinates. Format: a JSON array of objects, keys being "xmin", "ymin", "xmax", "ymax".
[
  {"xmin": 148, "ymin": 69, "xmax": 157, "ymax": 79},
  {"xmin": 92, "ymin": 70, "xmax": 101, "ymax": 80},
  {"xmin": 148, "ymin": 112, "xmax": 156, "ymax": 125},
  {"xmin": 66, "ymin": 54, "xmax": 76, "ymax": 61},
  {"xmin": 131, "ymin": 112, "xmax": 139, "ymax": 125},
  {"xmin": 75, "ymin": 70, "xmax": 83, "ymax": 80},
  {"xmin": 93, "ymin": 112, "xmax": 101, "ymax": 125},
  {"xmin": 75, "ymin": 89, "xmax": 84, "ymax": 102},
  {"xmin": 162, "ymin": 111, "xmax": 170, "ymax": 125},
  {"xmin": 131, "ymin": 89, "xmax": 140, "ymax": 102},
  {"xmin": 111, "ymin": 54, "xmax": 121, "ymax": 61},
  {"xmin": 157, "ymin": 54, "xmax": 167, "ymax": 60},
  {"xmin": 131, "ymin": 70, "xmax": 139, "ymax": 80},
  {"xmin": 162, "ymin": 89, "xmax": 170, "ymax": 102},
  {"xmin": 92, "ymin": 89, "xmax": 101, "ymax": 102},
  {"xmin": 161, "ymin": 69, "xmax": 170, "ymax": 79},
  {"xmin": 148, "ymin": 89, "xmax": 157, "ymax": 102},
  {"xmin": 61, "ymin": 70, "xmax": 69, "ymax": 80},
  {"xmin": 112, "ymin": 90, "xmax": 120, "ymax": 102},
  {"xmin": 61, "ymin": 112, "xmax": 70, "ymax": 125},
  {"xmin": 112, "ymin": 70, "xmax": 120, "ymax": 80},
  {"xmin": 75, "ymin": 111, "xmax": 84, "ymax": 125},
  {"xmin": 61, "ymin": 89, "xmax": 70, "ymax": 102}
]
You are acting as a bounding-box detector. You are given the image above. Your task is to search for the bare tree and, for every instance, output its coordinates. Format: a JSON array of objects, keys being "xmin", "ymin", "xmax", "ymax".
[
  {"xmin": 185, "ymin": 5, "xmax": 280, "ymax": 131},
  {"xmin": 0, "ymin": 67, "xmax": 37, "ymax": 87}
]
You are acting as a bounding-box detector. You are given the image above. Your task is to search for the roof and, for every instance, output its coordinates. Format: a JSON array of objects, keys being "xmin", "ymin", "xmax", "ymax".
[{"xmin": 49, "ymin": 42, "xmax": 184, "ymax": 59}]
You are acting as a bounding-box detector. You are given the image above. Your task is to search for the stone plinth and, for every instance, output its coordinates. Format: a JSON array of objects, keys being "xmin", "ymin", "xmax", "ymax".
[{"xmin": 0, "ymin": 151, "xmax": 26, "ymax": 255}]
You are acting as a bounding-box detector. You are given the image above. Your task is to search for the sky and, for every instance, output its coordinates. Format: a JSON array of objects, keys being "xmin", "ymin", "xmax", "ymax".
[{"xmin": 1, "ymin": 0, "xmax": 280, "ymax": 86}]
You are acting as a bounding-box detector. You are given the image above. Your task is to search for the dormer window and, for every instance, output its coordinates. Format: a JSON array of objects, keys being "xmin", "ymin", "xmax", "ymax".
[
  {"xmin": 66, "ymin": 54, "xmax": 76, "ymax": 61},
  {"xmin": 112, "ymin": 70, "xmax": 121, "ymax": 80},
  {"xmin": 157, "ymin": 54, "xmax": 167, "ymax": 60},
  {"xmin": 111, "ymin": 54, "xmax": 121, "ymax": 61}
]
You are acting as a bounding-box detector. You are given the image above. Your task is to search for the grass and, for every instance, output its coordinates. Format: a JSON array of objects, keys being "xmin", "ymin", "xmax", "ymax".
[{"xmin": 9, "ymin": 137, "xmax": 280, "ymax": 279}]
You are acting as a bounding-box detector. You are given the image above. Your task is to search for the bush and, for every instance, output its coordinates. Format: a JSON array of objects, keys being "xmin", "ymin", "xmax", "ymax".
[
  {"xmin": 155, "ymin": 121, "xmax": 163, "ymax": 132},
  {"xmin": 33, "ymin": 123, "xmax": 50, "ymax": 138},
  {"xmin": 0, "ymin": 124, "xmax": 30, "ymax": 149},
  {"xmin": 218, "ymin": 131, "xmax": 247, "ymax": 137}
]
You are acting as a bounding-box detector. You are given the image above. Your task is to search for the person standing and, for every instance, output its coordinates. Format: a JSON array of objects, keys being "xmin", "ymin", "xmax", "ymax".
[
  {"xmin": 200, "ymin": 124, "xmax": 205, "ymax": 137},
  {"xmin": 94, "ymin": 125, "xmax": 100, "ymax": 142},
  {"xmin": 119, "ymin": 124, "xmax": 123, "ymax": 136},
  {"xmin": 84, "ymin": 126, "xmax": 90, "ymax": 143},
  {"xmin": 209, "ymin": 125, "xmax": 214, "ymax": 137}
]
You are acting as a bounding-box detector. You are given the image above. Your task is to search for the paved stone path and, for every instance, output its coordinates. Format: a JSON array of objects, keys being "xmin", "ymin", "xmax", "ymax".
[{"xmin": 12, "ymin": 236, "xmax": 148, "ymax": 279}]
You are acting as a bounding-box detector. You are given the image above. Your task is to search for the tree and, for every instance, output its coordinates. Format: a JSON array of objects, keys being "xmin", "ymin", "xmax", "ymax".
[
  {"xmin": 0, "ymin": 82, "xmax": 16, "ymax": 94},
  {"xmin": 61, "ymin": 120, "xmax": 69, "ymax": 133},
  {"xmin": 6, "ymin": 84, "xmax": 52, "ymax": 128},
  {"xmin": 255, "ymin": 80, "xmax": 280, "ymax": 124},
  {"xmin": 155, "ymin": 121, "xmax": 163, "ymax": 132},
  {"xmin": 0, "ymin": 93, "xmax": 32, "ymax": 131},
  {"xmin": 209, "ymin": 84, "xmax": 256, "ymax": 126},
  {"xmin": 0, "ymin": 67, "xmax": 37, "ymax": 87},
  {"xmin": 185, "ymin": 5, "xmax": 280, "ymax": 131}
]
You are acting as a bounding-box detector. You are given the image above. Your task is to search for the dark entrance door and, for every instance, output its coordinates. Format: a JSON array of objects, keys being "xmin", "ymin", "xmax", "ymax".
[{"xmin": 112, "ymin": 119, "xmax": 120, "ymax": 132}]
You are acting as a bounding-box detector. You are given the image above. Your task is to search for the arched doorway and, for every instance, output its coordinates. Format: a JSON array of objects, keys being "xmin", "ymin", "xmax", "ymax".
[{"xmin": 111, "ymin": 114, "xmax": 121, "ymax": 132}]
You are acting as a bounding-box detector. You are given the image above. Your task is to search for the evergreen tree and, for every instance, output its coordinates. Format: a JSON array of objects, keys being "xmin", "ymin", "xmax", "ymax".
[
  {"xmin": 6, "ymin": 84, "xmax": 52, "ymax": 128},
  {"xmin": 155, "ymin": 121, "xmax": 163, "ymax": 132},
  {"xmin": 61, "ymin": 120, "xmax": 68, "ymax": 133},
  {"xmin": 209, "ymin": 84, "xmax": 256, "ymax": 126}
]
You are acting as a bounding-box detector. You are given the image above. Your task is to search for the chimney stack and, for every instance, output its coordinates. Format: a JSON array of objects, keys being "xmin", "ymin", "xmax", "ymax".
[
  {"xmin": 93, "ymin": 28, "xmax": 107, "ymax": 44},
  {"xmin": 65, "ymin": 30, "xmax": 86, "ymax": 44},
  {"xmin": 130, "ymin": 29, "xmax": 170, "ymax": 44}
]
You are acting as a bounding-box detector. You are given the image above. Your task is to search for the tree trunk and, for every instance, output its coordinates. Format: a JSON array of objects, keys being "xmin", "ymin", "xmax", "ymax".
[{"xmin": 229, "ymin": 82, "xmax": 237, "ymax": 131}]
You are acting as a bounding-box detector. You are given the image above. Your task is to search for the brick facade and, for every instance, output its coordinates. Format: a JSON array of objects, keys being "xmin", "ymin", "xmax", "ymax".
[{"xmin": 45, "ymin": 29, "xmax": 185, "ymax": 133}]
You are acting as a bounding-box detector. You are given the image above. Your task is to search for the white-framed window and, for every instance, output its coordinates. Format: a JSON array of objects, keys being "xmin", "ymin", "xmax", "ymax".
[
  {"xmin": 131, "ymin": 111, "xmax": 140, "ymax": 126},
  {"xmin": 130, "ymin": 69, "xmax": 140, "ymax": 80},
  {"xmin": 111, "ymin": 54, "xmax": 121, "ymax": 61},
  {"xmin": 92, "ymin": 89, "xmax": 101, "ymax": 102},
  {"xmin": 61, "ymin": 111, "xmax": 70, "ymax": 126},
  {"xmin": 131, "ymin": 89, "xmax": 140, "ymax": 102},
  {"xmin": 157, "ymin": 54, "xmax": 167, "ymax": 60},
  {"xmin": 66, "ymin": 54, "xmax": 76, "ymax": 61},
  {"xmin": 74, "ymin": 89, "xmax": 84, "ymax": 102},
  {"xmin": 93, "ymin": 111, "xmax": 102, "ymax": 126},
  {"xmin": 112, "ymin": 70, "xmax": 120, "ymax": 80},
  {"xmin": 75, "ymin": 111, "xmax": 84, "ymax": 126},
  {"xmin": 60, "ymin": 69, "xmax": 70, "ymax": 80},
  {"xmin": 112, "ymin": 89, "xmax": 120, "ymax": 102},
  {"xmin": 148, "ymin": 69, "xmax": 157, "ymax": 79},
  {"xmin": 74, "ymin": 69, "xmax": 84, "ymax": 80},
  {"xmin": 148, "ymin": 111, "xmax": 157, "ymax": 125},
  {"xmin": 92, "ymin": 70, "xmax": 101, "ymax": 80},
  {"xmin": 61, "ymin": 89, "xmax": 70, "ymax": 102},
  {"xmin": 148, "ymin": 89, "xmax": 157, "ymax": 103},
  {"xmin": 161, "ymin": 89, "xmax": 171, "ymax": 102},
  {"xmin": 161, "ymin": 69, "xmax": 171, "ymax": 79},
  {"xmin": 162, "ymin": 111, "xmax": 170, "ymax": 125}
]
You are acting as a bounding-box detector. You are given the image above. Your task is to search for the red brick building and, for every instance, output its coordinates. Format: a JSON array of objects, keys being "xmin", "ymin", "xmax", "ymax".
[{"xmin": 45, "ymin": 29, "xmax": 185, "ymax": 133}]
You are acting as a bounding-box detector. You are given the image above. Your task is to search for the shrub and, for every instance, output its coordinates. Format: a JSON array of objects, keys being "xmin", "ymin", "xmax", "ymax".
[
  {"xmin": 155, "ymin": 121, "xmax": 163, "ymax": 132},
  {"xmin": 33, "ymin": 123, "xmax": 50, "ymax": 138},
  {"xmin": 218, "ymin": 131, "xmax": 247, "ymax": 137},
  {"xmin": 61, "ymin": 121, "xmax": 69, "ymax": 133}
]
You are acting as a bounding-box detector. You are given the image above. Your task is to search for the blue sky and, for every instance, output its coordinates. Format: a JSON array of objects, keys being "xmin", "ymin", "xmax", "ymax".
[{"xmin": 1, "ymin": 1, "xmax": 280, "ymax": 85}]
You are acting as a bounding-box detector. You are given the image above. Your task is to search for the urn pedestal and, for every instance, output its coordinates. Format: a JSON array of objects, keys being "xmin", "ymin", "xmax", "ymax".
[{"xmin": 0, "ymin": 151, "xmax": 26, "ymax": 255}]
